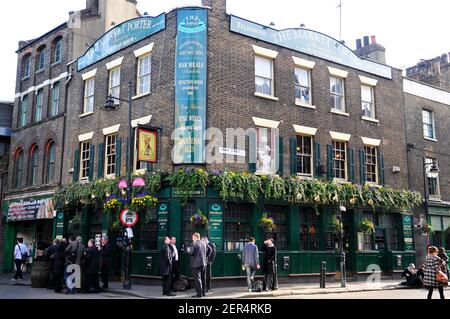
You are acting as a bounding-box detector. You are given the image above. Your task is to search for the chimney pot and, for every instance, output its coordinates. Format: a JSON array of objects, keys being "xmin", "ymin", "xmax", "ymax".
[
  {"xmin": 371, "ymin": 35, "xmax": 376, "ymax": 44},
  {"xmin": 356, "ymin": 39, "xmax": 362, "ymax": 49},
  {"xmin": 363, "ymin": 36, "xmax": 370, "ymax": 47}
]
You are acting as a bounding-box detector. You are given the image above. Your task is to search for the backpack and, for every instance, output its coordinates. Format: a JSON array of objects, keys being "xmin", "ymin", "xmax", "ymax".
[
  {"xmin": 17, "ymin": 244, "xmax": 28, "ymax": 262},
  {"xmin": 173, "ymin": 275, "xmax": 190, "ymax": 291},
  {"xmin": 252, "ymin": 280, "xmax": 263, "ymax": 293}
]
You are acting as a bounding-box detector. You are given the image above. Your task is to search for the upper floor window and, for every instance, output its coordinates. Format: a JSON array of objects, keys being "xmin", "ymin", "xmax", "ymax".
[
  {"xmin": 364, "ymin": 146, "xmax": 378, "ymax": 184},
  {"xmin": 332, "ymin": 140, "xmax": 347, "ymax": 181},
  {"xmin": 361, "ymin": 85, "xmax": 375, "ymax": 119},
  {"xmin": 36, "ymin": 46, "xmax": 46, "ymax": 71},
  {"xmin": 295, "ymin": 68, "xmax": 312, "ymax": 105},
  {"xmin": 83, "ymin": 78, "xmax": 95, "ymax": 114},
  {"xmin": 53, "ymin": 38, "xmax": 63, "ymax": 64},
  {"xmin": 255, "ymin": 56, "xmax": 274, "ymax": 96},
  {"xmin": 23, "ymin": 55, "xmax": 31, "ymax": 78},
  {"xmin": 108, "ymin": 68, "xmax": 121, "ymax": 104},
  {"xmin": 14, "ymin": 149, "xmax": 24, "ymax": 188},
  {"xmin": 422, "ymin": 109, "xmax": 436, "ymax": 139},
  {"xmin": 134, "ymin": 128, "xmax": 151, "ymax": 174},
  {"xmin": 255, "ymin": 127, "xmax": 277, "ymax": 175},
  {"xmin": 105, "ymin": 134, "xmax": 117, "ymax": 177},
  {"xmin": 426, "ymin": 157, "xmax": 440, "ymax": 197},
  {"xmin": 45, "ymin": 141, "xmax": 56, "ymax": 184},
  {"xmin": 137, "ymin": 54, "xmax": 151, "ymax": 95},
  {"xmin": 296, "ymin": 135, "xmax": 313, "ymax": 177},
  {"xmin": 80, "ymin": 141, "xmax": 91, "ymax": 181},
  {"xmin": 29, "ymin": 145, "xmax": 39, "ymax": 186},
  {"xmin": 35, "ymin": 89, "xmax": 43, "ymax": 122},
  {"xmin": 50, "ymin": 82, "xmax": 60, "ymax": 117},
  {"xmin": 20, "ymin": 95, "xmax": 28, "ymax": 127},
  {"xmin": 330, "ymin": 77, "xmax": 345, "ymax": 112}
]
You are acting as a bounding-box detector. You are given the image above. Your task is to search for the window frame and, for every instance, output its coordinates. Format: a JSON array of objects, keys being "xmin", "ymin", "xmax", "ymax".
[
  {"xmin": 422, "ymin": 109, "xmax": 436, "ymax": 140},
  {"xmin": 20, "ymin": 95, "xmax": 28, "ymax": 127},
  {"xmin": 332, "ymin": 140, "xmax": 348, "ymax": 182},
  {"xmin": 294, "ymin": 67, "xmax": 312, "ymax": 105},
  {"xmin": 45, "ymin": 141, "xmax": 56, "ymax": 184},
  {"xmin": 138, "ymin": 207, "xmax": 158, "ymax": 251},
  {"xmin": 299, "ymin": 208, "xmax": 321, "ymax": 251},
  {"xmin": 29, "ymin": 145, "xmax": 39, "ymax": 186},
  {"xmin": 108, "ymin": 67, "xmax": 121, "ymax": 105},
  {"xmin": 37, "ymin": 47, "xmax": 46, "ymax": 71},
  {"xmin": 133, "ymin": 127, "xmax": 151, "ymax": 174},
  {"xmin": 79, "ymin": 141, "xmax": 91, "ymax": 181},
  {"xmin": 23, "ymin": 55, "xmax": 31, "ymax": 79},
  {"xmin": 361, "ymin": 85, "xmax": 375, "ymax": 119},
  {"xmin": 224, "ymin": 203, "xmax": 252, "ymax": 252},
  {"xmin": 104, "ymin": 134, "xmax": 117, "ymax": 178},
  {"xmin": 35, "ymin": 89, "xmax": 43, "ymax": 122},
  {"xmin": 330, "ymin": 76, "xmax": 346, "ymax": 112},
  {"xmin": 50, "ymin": 82, "xmax": 60, "ymax": 117},
  {"xmin": 53, "ymin": 38, "xmax": 63, "ymax": 64},
  {"xmin": 255, "ymin": 55, "xmax": 274, "ymax": 96},
  {"xmin": 14, "ymin": 149, "xmax": 24, "ymax": 188},
  {"xmin": 263, "ymin": 205, "xmax": 288, "ymax": 250},
  {"xmin": 137, "ymin": 54, "xmax": 151, "ymax": 96},
  {"xmin": 364, "ymin": 146, "xmax": 378, "ymax": 185},
  {"xmin": 83, "ymin": 77, "xmax": 95, "ymax": 114},
  {"xmin": 426, "ymin": 157, "xmax": 440, "ymax": 197},
  {"xmin": 296, "ymin": 134, "xmax": 313, "ymax": 177},
  {"xmin": 255, "ymin": 127, "xmax": 277, "ymax": 176}
]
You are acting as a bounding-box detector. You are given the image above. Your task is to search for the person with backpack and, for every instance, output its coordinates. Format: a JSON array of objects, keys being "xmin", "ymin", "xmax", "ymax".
[
  {"xmin": 13, "ymin": 238, "xmax": 29, "ymax": 281},
  {"xmin": 242, "ymin": 236, "xmax": 260, "ymax": 293},
  {"xmin": 202, "ymin": 236, "xmax": 216, "ymax": 293}
]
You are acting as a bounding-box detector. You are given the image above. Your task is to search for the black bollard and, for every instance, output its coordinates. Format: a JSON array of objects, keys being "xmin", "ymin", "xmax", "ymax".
[{"xmin": 320, "ymin": 261, "xmax": 326, "ymax": 288}]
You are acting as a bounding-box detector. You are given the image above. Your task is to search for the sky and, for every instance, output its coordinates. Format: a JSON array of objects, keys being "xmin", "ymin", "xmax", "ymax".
[{"xmin": 0, "ymin": 0, "xmax": 449, "ymax": 101}]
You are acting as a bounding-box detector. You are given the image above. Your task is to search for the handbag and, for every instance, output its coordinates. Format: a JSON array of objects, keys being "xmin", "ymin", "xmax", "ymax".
[{"xmin": 436, "ymin": 270, "xmax": 448, "ymax": 284}]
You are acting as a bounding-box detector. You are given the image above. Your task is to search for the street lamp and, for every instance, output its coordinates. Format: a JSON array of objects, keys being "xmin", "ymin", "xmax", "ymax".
[
  {"xmin": 338, "ymin": 205, "xmax": 347, "ymax": 288},
  {"xmin": 104, "ymin": 81, "xmax": 134, "ymax": 290},
  {"xmin": 423, "ymin": 158, "xmax": 439, "ymax": 249}
]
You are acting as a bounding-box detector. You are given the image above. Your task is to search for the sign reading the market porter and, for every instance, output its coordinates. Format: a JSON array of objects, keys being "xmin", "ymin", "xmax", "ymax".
[
  {"xmin": 77, "ymin": 14, "xmax": 166, "ymax": 70},
  {"xmin": 7, "ymin": 198, "xmax": 56, "ymax": 222},
  {"xmin": 402, "ymin": 214, "xmax": 414, "ymax": 251},
  {"xmin": 157, "ymin": 203, "xmax": 169, "ymax": 243},
  {"xmin": 208, "ymin": 203, "xmax": 223, "ymax": 251},
  {"xmin": 174, "ymin": 8, "xmax": 208, "ymax": 164}
]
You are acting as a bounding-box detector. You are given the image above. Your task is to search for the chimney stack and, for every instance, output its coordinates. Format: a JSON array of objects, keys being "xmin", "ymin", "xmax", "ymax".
[
  {"xmin": 363, "ymin": 36, "xmax": 370, "ymax": 47},
  {"xmin": 356, "ymin": 39, "xmax": 362, "ymax": 50},
  {"xmin": 354, "ymin": 35, "xmax": 386, "ymax": 64},
  {"xmin": 371, "ymin": 35, "xmax": 377, "ymax": 44}
]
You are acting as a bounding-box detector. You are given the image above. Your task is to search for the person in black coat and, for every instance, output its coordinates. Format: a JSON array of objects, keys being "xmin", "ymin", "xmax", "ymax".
[
  {"xmin": 100, "ymin": 236, "xmax": 113, "ymax": 290},
  {"xmin": 83, "ymin": 239, "xmax": 101, "ymax": 293},
  {"xmin": 52, "ymin": 240, "xmax": 67, "ymax": 293},
  {"xmin": 202, "ymin": 236, "xmax": 216, "ymax": 292},
  {"xmin": 261, "ymin": 238, "xmax": 276, "ymax": 291},
  {"xmin": 400, "ymin": 263, "xmax": 423, "ymax": 288},
  {"xmin": 188, "ymin": 233, "xmax": 207, "ymax": 298},
  {"xmin": 160, "ymin": 237, "xmax": 175, "ymax": 296},
  {"xmin": 45, "ymin": 239, "xmax": 60, "ymax": 290}
]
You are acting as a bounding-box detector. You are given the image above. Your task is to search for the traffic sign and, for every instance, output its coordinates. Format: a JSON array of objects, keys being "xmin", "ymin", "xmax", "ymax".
[{"xmin": 119, "ymin": 209, "xmax": 139, "ymax": 228}]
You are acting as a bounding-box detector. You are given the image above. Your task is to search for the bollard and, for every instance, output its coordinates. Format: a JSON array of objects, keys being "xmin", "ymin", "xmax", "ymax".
[{"xmin": 320, "ymin": 261, "xmax": 326, "ymax": 288}]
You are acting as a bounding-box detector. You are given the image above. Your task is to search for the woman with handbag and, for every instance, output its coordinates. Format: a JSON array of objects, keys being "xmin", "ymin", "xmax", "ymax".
[{"xmin": 423, "ymin": 246, "xmax": 447, "ymax": 299}]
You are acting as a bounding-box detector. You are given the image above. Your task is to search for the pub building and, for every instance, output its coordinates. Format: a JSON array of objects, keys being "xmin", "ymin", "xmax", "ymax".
[{"xmin": 2, "ymin": 0, "xmax": 432, "ymax": 285}]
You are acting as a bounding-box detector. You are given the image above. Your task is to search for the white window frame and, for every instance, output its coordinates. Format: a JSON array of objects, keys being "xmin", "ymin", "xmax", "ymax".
[
  {"xmin": 332, "ymin": 140, "xmax": 348, "ymax": 182},
  {"xmin": 80, "ymin": 141, "xmax": 91, "ymax": 181},
  {"xmin": 104, "ymin": 134, "xmax": 117, "ymax": 178},
  {"xmin": 255, "ymin": 56, "xmax": 274, "ymax": 97},
  {"xmin": 133, "ymin": 127, "xmax": 151, "ymax": 175},
  {"xmin": 422, "ymin": 109, "xmax": 436, "ymax": 140},
  {"xmin": 330, "ymin": 77, "xmax": 346, "ymax": 112},
  {"xmin": 137, "ymin": 54, "xmax": 151, "ymax": 96},
  {"xmin": 361, "ymin": 85, "xmax": 375, "ymax": 119},
  {"xmin": 35, "ymin": 89, "xmax": 43, "ymax": 122},
  {"xmin": 51, "ymin": 82, "xmax": 60, "ymax": 117},
  {"xmin": 364, "ymin": 146, "xmax": 378, "ymax": 185},
  {"xmin": 108, "ymin": 67, "xmax": 121, "ymax": 105},
  {"xmin": 255, "ymin": 127, "xmax": 278, "ymax": 176},
  {"xmin": 295, "ymin": 67, "xmax": 312, "ymax": 106},
  {"xmin": 426, "ymin": 157, "xmax": 440, "ymax": 198},
  {"xmin": 83, "ymin": 77, "xmax": 95, "ymax": 114},
  {"xmin": 296, "ymin": 135, "xmax": 313, "ymax": 177}
]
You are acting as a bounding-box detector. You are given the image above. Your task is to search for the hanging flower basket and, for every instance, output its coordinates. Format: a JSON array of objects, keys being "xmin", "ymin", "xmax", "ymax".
[
  {"xmin": 361, "ymin": 219, "xmax": 375, "ymax": 235},
  {"xmin": 130, "ymin": 193, "xmax": 158, "ymax": 211},
  {"xmin": 257, "ymin": 214, "xmax": 276, "ymax": 232},
  {"xmin": 190, "ymin": 209, "xmax": 208, "ymax": 226}
]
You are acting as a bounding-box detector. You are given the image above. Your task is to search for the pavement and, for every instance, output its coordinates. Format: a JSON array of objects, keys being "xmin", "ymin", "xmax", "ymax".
[{"xmin": 0, "ymin": 272, "xmax": 416, "ymax": 299}]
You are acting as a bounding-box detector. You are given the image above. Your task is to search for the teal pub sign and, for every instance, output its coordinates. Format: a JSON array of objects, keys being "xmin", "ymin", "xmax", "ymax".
[
  {"xmin": 174, "ymin": 8, "xmax": 208, "ymax": 164},
  {"xmin": 230, "ymin": 15, "xmax": 392, "ymax": 79},
  {"xmin": 77, "ymin": 14, "xmax": 166, "ymax": 71}
]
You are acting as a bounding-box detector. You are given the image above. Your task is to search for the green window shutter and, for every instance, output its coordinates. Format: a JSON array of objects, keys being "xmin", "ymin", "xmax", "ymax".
[
  {"xmin": 359, "ymin": 150, "xmax": 366, "ymax": 185},
  {"xmin": 73, "ymin": 150, "xmax": 80, "ymax": 183},
  {"xmin": 277, "ymin": 136, "xmax": 284, "ymax": 176},
  {"xmin": 248, "ymin": 131, "xmax": 256, "ymax": 173},
  {"xmin": 326, "ymin": 144, "xmax": 333, "ymax": 180},
  {"xmin": 314, "ymin": 142, "xmax": 321, "ymax": 178},
  {"xmin": 379, "ymin": 153, "xmax": 385, "ymax": 186},
  {"xmin": 348, "ymin": 148, "xmax": 355, "ymax": 183},
  {"xmin": 88, "ymin": 145, "xmax": 95, "ymax": 181},
  {"xmin": 290, "ymin": 137, "xmax": 297, "ymax": 176},
  {"xmin": 116, "ymin": 137, "xmax": 122, "ymax": 177},
  {"xmin": 97, "ymin": 144, "xmax": 104, "ymax": 178}
]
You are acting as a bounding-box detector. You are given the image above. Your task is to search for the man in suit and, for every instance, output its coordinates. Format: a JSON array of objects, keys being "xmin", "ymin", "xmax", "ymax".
[
  {"xmin": 202, "ymin": 236, "xmax": 216, "ymax": 293},
  {"xmin": 100, "ymin": 236, "xmax": 113, "ymax": 290},
  {"xmin": 160, "ymin": 237, "xmax": 175, "ymax": 296},
  {"xmin": 188, "ymin": 232, "xmax": 207, "ymax": 298},
  {"xmin": 83, "ymin": 239, "xmax": 101, "ymax": 293},
  {"xmin": 169, "ymin": 236, "xmax": 180, "ymax": 292}
]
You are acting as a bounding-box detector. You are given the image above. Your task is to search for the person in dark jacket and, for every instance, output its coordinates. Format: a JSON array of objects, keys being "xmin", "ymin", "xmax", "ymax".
[
  {"xmin": 438, "ymin": 247, "xmax": 449, "ymax": 276},
  {"xmin": 202, "ymin": 236, "xmax": 216, "ymax": 292},
  {"xmin": 400, "ymin": 263, "xmax": 423, "ymax": 288},
  {"xmin": 160, "ymin": 237, "xmax": 175, "ymax": 296},
  {"xmin": 45, "ymin": 239, "xmax": 59, "ymax": 290},
  {"xmin": 52, "ymin": 240, "xmax": 67, "ymax": 293},
  {"xmin": 188, "ymin": 232, "xmax": 207, "ymax": 298},
  {"xmin": 261, "ymin": 238, "xmax": 276, "ymax": 291},
  {"xmin": 83, "ymin": 239, "xmax": 101, "ymax": 293},
  {"xmin": 100, "ymin": 236, "xmax": 113, "ymax": 290}
]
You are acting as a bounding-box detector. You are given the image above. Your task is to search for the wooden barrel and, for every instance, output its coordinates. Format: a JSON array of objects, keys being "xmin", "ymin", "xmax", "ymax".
[{"xmin": 31, "ymin": 261, "xmax": 51, "ymax": 288}]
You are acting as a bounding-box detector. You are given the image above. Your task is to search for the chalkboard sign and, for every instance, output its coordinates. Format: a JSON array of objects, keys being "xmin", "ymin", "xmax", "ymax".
[
  {"xmin": 208, "ymin": 203, "xmax": 223, "ymax": 251},
  {"xmin": 157, "ymin": 203, "xmax": 169, "ymax": 244}
]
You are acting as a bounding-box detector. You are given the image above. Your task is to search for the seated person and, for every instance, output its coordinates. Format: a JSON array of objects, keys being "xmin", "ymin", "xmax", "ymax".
[{"xmin": 400, "ymin": 263, "xmax": 423, "ymax": 288}]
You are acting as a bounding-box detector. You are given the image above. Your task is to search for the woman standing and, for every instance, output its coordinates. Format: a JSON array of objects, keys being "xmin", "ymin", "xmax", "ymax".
[
  {"xmin": 423, "ymin": 246, "xmax": 447, "ymax": 299},
  {"xmin": 261, "ymin": 238, "xmax": 276, "ymax": 291}
]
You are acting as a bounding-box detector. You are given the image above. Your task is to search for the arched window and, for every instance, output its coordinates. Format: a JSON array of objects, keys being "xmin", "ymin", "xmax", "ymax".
[
  {"xmin": 53, "ymin": 37, "xmax": 63, "ymax": 64},
  {"xmin": 14, "ymin": 149, "xmax": 24, "ymax": 188},
  {"xmin": 22, "ymin": 54, "xmax": 31, "ymax": 78},
  {"xmin": 36, "ymin": 46, "xmax": 46, "ymax": 71},
  {"xmin": 45, "ymin": 141, "xmax": 56, "ymax": 184},
  {"xmin": 29, "ymin": 145, "xmax": 39, "ymax": 186}
]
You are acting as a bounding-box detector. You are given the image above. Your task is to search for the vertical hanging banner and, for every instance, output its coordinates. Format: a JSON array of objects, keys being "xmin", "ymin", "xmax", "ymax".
[{"xmin": 174, "ymin": 8, "xmax": 208, "ymax": 164}]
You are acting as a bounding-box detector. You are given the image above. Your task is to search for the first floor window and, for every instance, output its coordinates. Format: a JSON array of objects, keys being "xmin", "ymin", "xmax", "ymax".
[
  {"xmin": 362, "ymin": 212, "xmax": 375, "ymax": 251},
  {"xmin": 224, "ymin": 204, "xmax": 251, "ymax": 252},
  {"xmin": 80, "ymin": 141, "xmax": 90, "ymax": 181},
  {"xmin": 295, "ymin": 68, "xmax": 312, "ymax": 105},
  {"xmin": 182, "ymin": 202, "xmax": 196, "ymax": 249},
  {"xmin": 296, "ymin": 135, "xmax": 313, "ymax": 176},
  {"xmin": 365, "ymin": 146, "xmax": 378, "ymax": 184},
  {"xmin": 45, "ymin": 142, "xmax": 56, "ymax": 184},
  {"xmin": 20, "ymin": 95, "xmax": 28, "ymax": 127},
  {"xmin": 83, "ymin": 78, "xmax": 95, "ymax": 114},
  {"xmin": 51, "ymin": 82, "xmax": 60, "ymax": 117},
  {"xmin": 109, "ymin": 68, "xmax": 121, "ymax": 104},
  {"xmin": 139, "ymin": 208, "xmax": 158, "ymax": 251},
  {"xmin": 256, "ymin": 127, "xmax": 277, "ymax": 175},
  {"xmin": 330, "ymin": 76, "xmax": 345, "ymax": 111},
  {"xmin": 422, "ymin": 109, "xmax": 435, "ymax": 139},
  {"xmin": 333, "ymin": 141, "xmax": 347, "ymax": 181},
  {"xmin": 375, "ymin": 213, "xmax": 398, "ymax": 251},
  {"xmin": 29, "ymin": 146, "xmax": 39, "ymax": 186},
  {"xmin": 255, "ymin": 56, "xmax": 273, "ymax": 96},
  {"xmin": 264, "ymin": 205, "xmax": 287, "ymax": 250},
  {"xmin": 426, "ymin": 157, "xmax": 440, "ymax": 197},
  {"xmin": 137, "ymin": 54, "xmax": 151, "ymax": 95},
  {"xmin": 14, "ymin": 150, "xmax": 24, "ymax": 188},
  {"xmin": 361, "ymin": 85, "xmax": 375, "ymax": 118},
  {"xmin": 35, "ymin": 89, "xmax": 43, "ymax": 122},
  {"xmin": 299, "ymin": 208, "xmax": 320, "ymax": 251},
  {"xmin": 105, "ymin": 134, "xmax": 117, "ymax": 177}
]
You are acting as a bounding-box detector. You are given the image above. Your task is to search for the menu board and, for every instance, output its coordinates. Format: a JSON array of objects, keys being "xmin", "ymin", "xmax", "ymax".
[{"xmin": 208, "ymin": 203, "xmax": 223, "ymax": 251}]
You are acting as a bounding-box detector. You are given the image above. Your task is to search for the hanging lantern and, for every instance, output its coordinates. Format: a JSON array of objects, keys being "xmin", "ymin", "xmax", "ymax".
[
  {"xmin": 118, "ymin": 180, "xmax": 128, "ymax": 189},
  {"xmin": 132, "ymin": 178, "xmax": 145, "ymax": 187}
]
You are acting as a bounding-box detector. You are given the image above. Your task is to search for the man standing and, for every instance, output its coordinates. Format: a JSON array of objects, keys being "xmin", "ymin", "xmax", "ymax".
[
  {"xmin": 202, "ymin": 236, "xmax": 216, "ymax": 293},
  {"xmin": 261, "ymin": 238, "xmax": 276, "ymax": 291},
  {"xmin": 188, "ymin": 232, "xmax": 207, "ymax": 298},
  {"xmin": 169, "ymin": 236, "xmax": 179, "ymax": 292},
  {"xmin": 65, "ymin": 236, "xmax": 85, "ymax": 294},
  {"xmin": 100, "ymin": 236, "xmax": 113, "ymax": 291},
  {"xmin": 242, "ymin": 236, "xmax": 260, "ymax": 292},
  {"xmin": 160, "ymin": 237, "xmax": 175, "ymax": 296},
  {"xmin": 45, "ymin": 239, "xmax": 60, "ymax": 289},
  {"xmin": 13, "ymin": 238, "xmax": 28, "ymax": 281},
  {"xmin": 83, "ymin": 239, "xmax": 101, "ymax": 293}
]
